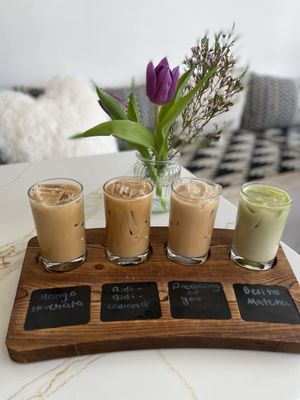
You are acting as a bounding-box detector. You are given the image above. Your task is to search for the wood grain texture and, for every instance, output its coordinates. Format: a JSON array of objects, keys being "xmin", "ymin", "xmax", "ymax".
[{"xmin": 6, "ymin": 227, "xmax": 300, "ymax": 363}]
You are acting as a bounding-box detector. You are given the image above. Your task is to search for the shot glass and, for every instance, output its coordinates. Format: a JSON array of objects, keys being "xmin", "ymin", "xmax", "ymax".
[
  {"xmin": 103, "ymin": 176, "xmax": 153, "ymax": 265},
  {"xmin": 28, "ymin": 178, "xmax": 86, "ymax": 272},
  {"xmin": 167, "ymin": 177, "xmax": 222, "ymax": 265},
  {"xmin": 230, "ymin": 182, "xmax": 292, "ymax": 271}
]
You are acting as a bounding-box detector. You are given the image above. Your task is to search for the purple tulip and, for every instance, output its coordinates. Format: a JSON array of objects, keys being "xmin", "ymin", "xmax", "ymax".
[{"xmin": 146, "ymin": 57, "xmax": 179, "ymax": 105}]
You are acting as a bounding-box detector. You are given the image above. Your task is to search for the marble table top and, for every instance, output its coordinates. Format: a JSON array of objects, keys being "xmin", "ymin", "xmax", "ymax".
[{"xmin": 0, "ymin": 151, "xmax": 299, "ymax": 400}]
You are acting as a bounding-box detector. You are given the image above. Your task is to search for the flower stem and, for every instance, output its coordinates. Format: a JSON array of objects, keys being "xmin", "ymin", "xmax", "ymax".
[{"xmin": 154, "ymin": 104, "xmax": 160, "ymax": 130}]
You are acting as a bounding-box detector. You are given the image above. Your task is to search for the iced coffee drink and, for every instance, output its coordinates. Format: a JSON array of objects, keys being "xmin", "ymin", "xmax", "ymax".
[
  {"xmin": 230, "ymin": 182, "xmax": 292, "ymax": 271},
  {"xmin": 167, "ymin": 177, "xmax": 222, "ymax": 265},
  {"xmin": 28, "ymin": 178, "xmax": 86, "ymax": 272},
  {"xmin": 103, "ymin": 177, "xmax": 153, "ymax": 265}
]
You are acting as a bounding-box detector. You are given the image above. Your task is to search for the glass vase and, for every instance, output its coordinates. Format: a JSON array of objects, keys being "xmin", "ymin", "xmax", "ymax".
[{"xmin": 133, "ymin": 153, "xmax": 181, "ymax": 213}]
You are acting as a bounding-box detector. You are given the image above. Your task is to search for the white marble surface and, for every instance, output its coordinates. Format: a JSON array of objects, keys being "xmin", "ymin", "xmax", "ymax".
[{"xmin": 0, "ymin": 151, "xmax": 300, "ymax": 400}]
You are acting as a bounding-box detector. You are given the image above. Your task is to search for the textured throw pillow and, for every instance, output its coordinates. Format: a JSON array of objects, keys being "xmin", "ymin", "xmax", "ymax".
[
  {"xmin": 293, "ymin": 78, "xmax": 300, "ymax": 125},
  {"xmin": 105, "ymin": 84, "xmax": 155, "ymax": 130},
  {"xmin": 0, "ymin": 76, "xmax": 118, "ymax": 164},
  {"xmin": 241, "ymin": 73, "xmax": 299, "ymax": 131},
  {"xmin": 104, "ymin": 84, "xmax": 155, "ymax": 151}
]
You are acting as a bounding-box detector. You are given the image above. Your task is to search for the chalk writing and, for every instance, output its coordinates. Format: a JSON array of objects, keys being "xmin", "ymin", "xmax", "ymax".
[
  {"xmin": 101, "ymin": 282, "xmax": 161, "ymax": 322},
  {"xmin": 168, "ymin": 281, "xmax": 231, "ymax": 320},
  {"xmin": 234, "ymin": 284, "xmax": 300, "ymax": 324},
  {"xmin": 107, "ymin": 300, "xmax": 150, "ymax": 310},
  {"xmin": 40, "ymin": 290, "xmax": 77, "ymax": 303},
  {"xmin": 247, "ymin": 298, "xmax": 291, "ymax": 307},
  {"xmin": 171, "ymin": 282, "xmax": 220, "ymax": 293},
  {"xmin": 24, "ymin": 285, "xmax": 90, "ymax": 330},
  {"xmin": 31, "ymin": 300, "xmax": 84, "ymax": 312}
]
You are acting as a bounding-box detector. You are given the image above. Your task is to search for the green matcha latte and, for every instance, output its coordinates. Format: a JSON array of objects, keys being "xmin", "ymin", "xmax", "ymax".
[{"xmin": 231, "ymin": 183, "xmax": 292, "ymax": 269}]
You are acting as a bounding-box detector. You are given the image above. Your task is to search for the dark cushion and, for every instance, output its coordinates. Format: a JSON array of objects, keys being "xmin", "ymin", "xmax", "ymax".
[
  {"xmin": 13, "ymin": 86, "xmax": 45, "ymax": 98},
  {"xmin": 241, "ymin": 73, "xmax": 298, "ymax": 131},
  {"xmin": 104, "ymin": 84, "xmax": 155, "ymax": 150}
]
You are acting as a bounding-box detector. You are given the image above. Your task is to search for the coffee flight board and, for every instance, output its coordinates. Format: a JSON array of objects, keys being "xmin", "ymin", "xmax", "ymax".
[{"xmin": 6, "ymin": 227, "xmax": 300, "ymax": 363}]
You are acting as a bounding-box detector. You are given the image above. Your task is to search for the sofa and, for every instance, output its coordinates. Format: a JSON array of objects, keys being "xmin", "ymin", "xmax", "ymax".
[
  {"xmin": 1, "ymin": 73, "xmax": 299, "ymax": 253},
  {"xmin": 1, "ymin": 73, "xmax": 300, "ymax": 191},
  {"xmin": 0, "ymin": 76, "xmax": 118, "ymax": 164}
]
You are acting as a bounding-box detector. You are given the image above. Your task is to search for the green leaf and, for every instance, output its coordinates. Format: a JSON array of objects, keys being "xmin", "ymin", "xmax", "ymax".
[
  {"xmin": 95, "ymin": 86, "xmax": 128, "ymax": 120},
  {"xmin": 159, "ymin": 126, "xmax": 170, "ymax": 160},
  {"xmin": 159, "ymin": 67, "xmax": 194, "ymax": 123},
  {"xmin": 159, "ymin": 65, "xmax": 217, "ymax": 133},
  {"xmin": 127, "ymin": 91, "xmax": 141, "ymax": 123},
  {"xmin": 72, "ymin": 120, "xmax": 157, "ymax": 155},
  {"xmin": 127, "ymin": 143, "xmax": 151, "ymax": 159}
]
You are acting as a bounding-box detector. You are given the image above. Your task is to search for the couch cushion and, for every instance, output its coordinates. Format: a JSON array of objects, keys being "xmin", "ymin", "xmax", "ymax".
[
  {"xmin": 241, "ymin": 73, "xmax": 298, "ymax": 131},
  {"xmin": 0, "ymin": 76, "xmax": 118, "ymax": 164},
  {"xmin": 105, "ymin": 84, "xmax": 154, "ymax": 130},
  {"xmin": 104, "ymin": 84, "xmax": 154, "ymax": 150}
]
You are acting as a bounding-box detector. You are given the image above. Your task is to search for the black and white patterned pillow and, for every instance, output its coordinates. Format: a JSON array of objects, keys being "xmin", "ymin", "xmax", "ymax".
[
  {"xmin": 180, "ymin": 126, "xmax": 300, "ymax": 188},
  {"xmin": 241, "ymin": 73, "xmax": 298, "ymax": 131}
]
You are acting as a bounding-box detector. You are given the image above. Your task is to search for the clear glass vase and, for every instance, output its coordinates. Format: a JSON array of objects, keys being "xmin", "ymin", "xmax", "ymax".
[{"xmin": 133, "ymin": 153, "xmax": 181, "ymax": 213}]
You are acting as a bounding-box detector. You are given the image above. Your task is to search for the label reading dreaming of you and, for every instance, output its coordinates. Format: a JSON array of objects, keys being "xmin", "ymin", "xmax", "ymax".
[
  {"xmin": 168, "ymin": 281, "xmax": 231, "ymax": 319},
  {"xmin": 101, "ymin": 282, "xmax": 162, "ymax": 322},
  {"xmin": 234, "ymin": 284, "xmax": 300, "ymax": 324},
  {"xmin": 24, "ymin": 285, "xmax": 91, "ymax": 330}
]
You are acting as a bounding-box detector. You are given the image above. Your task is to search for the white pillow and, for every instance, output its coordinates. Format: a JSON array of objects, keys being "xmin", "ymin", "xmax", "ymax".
[{"xmin": 0, "ymin": 76, "xmax": 118, "ymax": 163}]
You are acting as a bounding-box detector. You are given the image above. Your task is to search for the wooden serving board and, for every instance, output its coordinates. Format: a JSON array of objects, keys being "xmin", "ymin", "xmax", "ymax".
[{"xmin": 6, "ymin": 227, "xmax": 300, "ymax": 363}]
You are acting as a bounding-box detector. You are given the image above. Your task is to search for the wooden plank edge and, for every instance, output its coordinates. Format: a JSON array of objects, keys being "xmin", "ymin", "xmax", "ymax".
[{"xmin": 6, "ymin": 334, "xmax": 300, "ymax": 363}]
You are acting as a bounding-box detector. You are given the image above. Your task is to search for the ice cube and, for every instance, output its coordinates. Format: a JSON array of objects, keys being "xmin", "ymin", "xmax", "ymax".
[
  {"xmin": 138, "ymin": 181, "xmax": 149, "ymax": 196},
  {"xmin": 112, "ymin": 179, "xmax": 149, "ymax": 198},
  {"xmin": 33, "ymin": 184, "xmax": 75, "ymax": 205},
  {"xmin": 57, "ymin": 189, "xmax": 72, "ymax": 203},
  {"xmin": 112, "ymin": 182, "xmax": 131, "ymax": 197},
  {"xmin": 112, "ymin": 182, "xmax": 122, "ymax": 196},
  {"xmin": 129, "ymin": 180, "xmax": 149, "ymax": 197},
  {"xmin": 178, "ymin": 182, "xmax": 204, "ymax": 199},
  {"xmin": 189, "ymin": 183, "xmax": 203, "ymax": 199}
]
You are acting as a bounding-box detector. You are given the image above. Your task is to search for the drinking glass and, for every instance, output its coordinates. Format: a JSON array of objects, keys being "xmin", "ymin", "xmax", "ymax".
[
  {"xmin": 103, "ymin": 176, "xmax": 153, "ymax": 265},
  {"xmin": 230, "ymin": 182, "xmax": 292, "ymax": 271},
  {"xmin": 28, "ymin": 178, "xmax": 86, "ymax": 272},
  {"xmin": 167, "ymin": 177, "xmax": 222, "ymax": 265}
]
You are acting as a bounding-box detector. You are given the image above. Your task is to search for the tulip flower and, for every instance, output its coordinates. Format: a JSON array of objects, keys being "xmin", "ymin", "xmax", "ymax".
[
  {"xmin": 146, "ymin": 57, "xmax": 179, "ymax": 105},
  {"xmin": 73, "ymin": 28, "xmax": 243, "ymax": 212}
]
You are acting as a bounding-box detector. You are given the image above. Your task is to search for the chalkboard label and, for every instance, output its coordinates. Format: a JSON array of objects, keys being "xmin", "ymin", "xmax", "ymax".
[
  {"xmin": 24, "ymin": 285, "xmax": 91, "ymax": 330},
  {"xmin": 101, "ymin": 282, "xmax": 162, "ymax": 322},
  {"xmin": 234, "ymin": 284, "xmax": 300, "ymax": 324},
  {"xmin": 168, "ymin": 281, "xmax": 231, "ymax": 319}
]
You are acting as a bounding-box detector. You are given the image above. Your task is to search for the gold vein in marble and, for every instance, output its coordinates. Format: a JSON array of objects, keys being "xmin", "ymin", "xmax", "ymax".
[
  {"xmin": 0, "ymin": 189, "xmax": 102, "ymax": 283},
  {"xmin": 158, "ymin": 350, "xmax": 198, "ymax": 400},
  {"xmin": 0, "ymin": 229, "xmax": 35, "ymax": 281},
  {"xmin": 0, "ymin": 162, "xmax": 32, "ymax": 189},
  {"xmin": 7, "ymin": 354, "xmax": 107, "ymax": 400}
]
